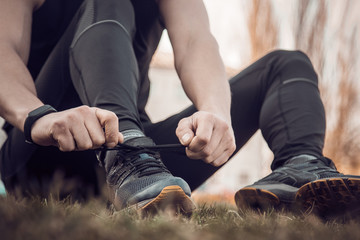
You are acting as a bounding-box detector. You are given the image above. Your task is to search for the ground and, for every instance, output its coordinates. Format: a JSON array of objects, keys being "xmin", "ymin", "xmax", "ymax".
[{"xmin": 1, "ymin": 195, "xmax": 360, "ymax": 240}]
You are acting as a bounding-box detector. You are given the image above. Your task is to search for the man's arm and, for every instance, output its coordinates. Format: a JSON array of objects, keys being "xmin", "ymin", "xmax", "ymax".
[
  {"xmin": 0, "ymin": 0, "xmax": 43, "ymax": 130},
  {"xmin": 0, "ymin": 0, "xmax": 122, "ymax": 151},
  {"xmin": 158, "ymin": 0, "xmax": 236, "ymax": 166}
]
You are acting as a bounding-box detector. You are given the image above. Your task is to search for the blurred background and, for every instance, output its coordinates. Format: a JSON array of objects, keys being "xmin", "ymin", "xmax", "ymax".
[{"xmin": 0, "ymin": 0, "xmax": 359, "ymax": 201}]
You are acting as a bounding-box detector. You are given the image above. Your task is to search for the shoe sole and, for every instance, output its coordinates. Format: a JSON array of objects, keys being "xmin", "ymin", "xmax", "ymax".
[
  {"xmin": 235, "ymin": 187, "xmax": 280, "ymax": 211},
  {"xmin": 136, "ymin": 185, "xmax": 196, "ymax": 216},
  {"xmin": 295, "ymin": 178, "xmax": 360, "ymax": 216}
]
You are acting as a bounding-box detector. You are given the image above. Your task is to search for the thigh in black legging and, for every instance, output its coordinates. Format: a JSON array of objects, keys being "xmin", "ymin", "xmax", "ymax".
[{"xmin": 144, "ymin": 50, "xmax": 325, "ymax": 190}]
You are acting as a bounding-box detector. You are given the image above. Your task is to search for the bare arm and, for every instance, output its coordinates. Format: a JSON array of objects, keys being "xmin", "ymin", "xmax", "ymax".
[
  {"xmin": 0, "ymin": 0, "xmax": 44, "ymax": 131},
  {"xmin": 158, "ymin": 0, "xmax": 231, "ymax": 121},
  {"xmin": 0, "ymin": 0, "xmax": 122, "ymax": 150},
  {"xmin": 158, "ymin": 0, "xmax": 236, "ymax": 166}
]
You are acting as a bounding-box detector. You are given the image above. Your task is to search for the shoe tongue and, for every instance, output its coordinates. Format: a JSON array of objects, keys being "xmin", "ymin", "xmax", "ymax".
[
  {"xmin": 287, "ymin": 154, "xmax": 317, "ymax": 164},
  {"xmin": 125, "ymin": 138, "xmax": 162, "ymax": 175},
  {"xmin": 286, "ymin": 155, "xmax": 336, "ymax": 169},
  {"xmin": 124, "ymin": 137, "xmax": 155, "ymax": 147}
]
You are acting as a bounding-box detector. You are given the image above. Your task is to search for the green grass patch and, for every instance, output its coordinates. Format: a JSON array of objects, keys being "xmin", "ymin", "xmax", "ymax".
[{"xmin": 0, "ymin": 196, "xmax": 359, "ymax": 240}]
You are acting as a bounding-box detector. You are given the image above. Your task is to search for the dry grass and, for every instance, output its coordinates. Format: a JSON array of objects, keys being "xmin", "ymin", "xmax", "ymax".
[{"xmin": 1, "ymin": 195, "xmax": 360, "ymax": 240}]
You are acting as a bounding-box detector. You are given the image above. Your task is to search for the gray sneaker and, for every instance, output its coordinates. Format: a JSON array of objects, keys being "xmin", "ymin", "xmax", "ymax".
[
  {"xmin": 98, "ymin": 137, "xmax": 196, "ymax": 215},
  {"xmin": 235, "ymin": 155, "xmax": 360, "ymax": 212}
]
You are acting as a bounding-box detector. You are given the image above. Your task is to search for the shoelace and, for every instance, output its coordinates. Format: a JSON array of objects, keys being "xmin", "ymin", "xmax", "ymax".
[
  {"xmin": 281, "ymin": 158, "xmax": 340, "ymax": 177},
  {"xmin": 304, "ymin": 160, "xmax": 340, "ymax": 176},
  {"xmin": 99, "ymin": 143, "xmax": 186, "ymax": 153},
  {"xmin": 103, "ymin": 145, "xmax": 175, "ymax": 186}
]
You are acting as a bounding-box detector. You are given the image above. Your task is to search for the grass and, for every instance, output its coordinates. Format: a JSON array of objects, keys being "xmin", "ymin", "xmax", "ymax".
[{"xmin": 1, "ymin": 195, "xmax": 360, "ymax": 240}]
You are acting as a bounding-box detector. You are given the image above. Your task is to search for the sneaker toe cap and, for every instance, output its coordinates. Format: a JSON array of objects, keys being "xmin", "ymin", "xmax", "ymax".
[{"xmin": 117, "ymin": 176, "xmax": 191, "ymax": 208}]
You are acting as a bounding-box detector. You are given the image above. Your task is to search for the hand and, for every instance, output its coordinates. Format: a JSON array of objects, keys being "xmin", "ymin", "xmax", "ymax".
[
  {"xmin": 31, "ymin": 105, "xmax": 123, "ymax": 151},
  {"xmin": 176, "ymin": 111, "xmax": 236, "ymax": 167}
]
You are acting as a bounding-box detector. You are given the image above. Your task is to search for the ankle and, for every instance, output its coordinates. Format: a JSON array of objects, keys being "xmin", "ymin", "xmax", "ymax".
[{"xmin": 290, "ymin": 154, "xmax": 317, "ymax": 161}]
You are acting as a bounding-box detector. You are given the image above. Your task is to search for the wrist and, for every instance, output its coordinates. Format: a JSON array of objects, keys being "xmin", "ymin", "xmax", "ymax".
[
  {"xmin": 14, "ymin": 103, "xmax": 44, "ymax": 132},
  {"xmin": 197, "ymin": 109, "xmax": 231, "ymax": 125},
  {"xmin": 23, "ymin": 105, "xmax": 57, "ymax": 143},
  {"xmin": 199, "ymin": 101, "xmax": 231, "ymax": 119}
]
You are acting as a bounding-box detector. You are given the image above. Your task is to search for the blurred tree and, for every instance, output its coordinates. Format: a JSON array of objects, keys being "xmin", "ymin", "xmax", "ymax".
[
  {"xmin": 294, "ymin": 0, "xmax": 360, "ymax": 173},
  {"xmin": 248, "ymin": 0, "xmax": 278, "ymax": 60},
  {"xmin": 247, "ymin": 0, "xmax": 360, "ymax": 173}
]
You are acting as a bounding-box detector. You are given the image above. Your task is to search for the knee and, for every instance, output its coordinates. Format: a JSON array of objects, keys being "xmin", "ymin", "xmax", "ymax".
[
  {"xmin": 99, "ymin": 0, "xmax": 136, "ymax": 35},
  {"xmin": 266, "ymin": 50, "xmax": 312, "ymax": 65},
  {"xmin": 81, "ymin": 0, "xmax": 136, "ymax": 37},
  {"xmin": 265, "ymin": 50, "xmax": 318, "ymax": 83}
]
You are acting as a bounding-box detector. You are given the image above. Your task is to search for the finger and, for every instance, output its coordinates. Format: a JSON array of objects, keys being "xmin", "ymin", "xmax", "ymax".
[
  {"xmin": 204, "ymin": 132, "xmax": 235, "ymax": 164},
  {"xmin": 118, "ymin": 132, "xmax": 124, "ymax": 144},
  {"xmin": 95, "ymin": 108, "xmax": 119, "ymax": 147},
  {"xmin": 84, "ymin": 112, "xmax": 106, "ymax": 148},
  {"xmin": 70, "ymin": 121, "xmax": 93, "ymax": 151},
  {"xmin": 185, "ymin": 129, "xmax": 223, "ymax": 161},
  {"xmin": 188, "ymin": 115, "xmax": 214, "ymax": 152},
  {"xmin": 212, "ymin": 132, "xmax": 236, "ymax": 166},
  {"xmin": 176, "ymin": 117, "xmax": 195, "ymax": 146},
  {"xmin": 186, "ymin": 127, "xmax": 236, "ymax": 163},
  {"xmin": 199, "ymin": 123, "xmax": 226, "ymax": 157},
  {"xmin": 55, "ymin": 129, "xmax": 76, "ymax": 152},
  {"xmin": 211, "ymin": 150, "xmax": 232, "ymax": 167}
]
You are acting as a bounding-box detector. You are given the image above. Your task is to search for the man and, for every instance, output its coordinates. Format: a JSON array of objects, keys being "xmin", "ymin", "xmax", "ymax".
[{"xmin": 0, "ymin": 0, "xmax": 359, "ymax": 216}]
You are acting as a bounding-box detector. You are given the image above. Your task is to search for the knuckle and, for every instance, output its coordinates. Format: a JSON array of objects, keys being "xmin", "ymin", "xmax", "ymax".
[
  {"xmin": 178, "ymin": 117, "xmax": 189, "ymax": 128},
  {"xmin": 106, "ymin": 131, "xmax": 117, "ymax": 140},
  {"xmin": 65, "ymin": 112, "xmax": 78, "ymax": 122},
  {"xmin": 78, "ymin": 105, "xmax": 91, "ymax": 113},
  {"xmin": 93, "ymin": 136, "xmax": 106, "ymax": 146},
  {"xmin": 104, "ymin": 110, "xmax": 116, "ymax": 119},
  {"xmin": 213, "ymin": 161, "xmax": 222, "ymax": 167},
  {"xmin": 230, "ymin": 143, "xmax": 236, "ymax": 153},
  {"xmin": 196, "ymin": 135, "xmax": 210, "ymax": 146},
  {"xmin": 51, "ymin": 120, "xmax": 67, "ymax": 133},
  {"xmin": 221, "ymin": 122, "xmax": 229, "ymax": 131},
  {"xmin": 110, "ymin": 111, "xmax": 117, "ymax": 119},
  {"xmin": 186, "ymin": 150, "xmax": 200, "ymax": 160},
  {"xmin": 203, "ymin": 157, "xmax": 213, "ymax": 164},
  {"xmin": 58, "ymin": 142, "xmax": 73, "ymax": 152},
  {"xmin": 213, "ymin": 156, "xmax": 227, "ymax": 167},
  {"xmin": 78, "ymin": 142, "xmax": 93, "ymax": 151},
  {"xmin": 202, "ymin": 147, "xmax": 212, "ymax": 157}
]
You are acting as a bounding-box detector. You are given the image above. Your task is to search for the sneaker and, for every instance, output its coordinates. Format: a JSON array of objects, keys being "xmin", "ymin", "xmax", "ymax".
[
  {"xmin": 295, "ymin": 173, "xmax": 360, "ymax": 217},
  {"xmin": 235, "ymin": 155, "xmax": 347, "ymax": 211},
  {"xmin": 97, "ymin": 137, "xmax": 196, "ymax": 215}
]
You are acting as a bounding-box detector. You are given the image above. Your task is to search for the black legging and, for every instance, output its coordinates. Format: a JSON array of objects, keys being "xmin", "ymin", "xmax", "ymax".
[{"xmin": 0, "ymin": 0, "xmax": 325, "ymax": 197}]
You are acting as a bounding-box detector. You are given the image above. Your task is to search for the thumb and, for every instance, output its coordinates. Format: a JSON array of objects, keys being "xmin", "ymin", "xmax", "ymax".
[
  {"xmin": 118, "ymin": 132, "xmax": 124, "ymax": 144},
  {"xmin": 176, "ymin": 117, "xmax": 195, "ymax": 146},
  {"xmin": 94, "ymin": 107, "xmax": 119, "ymax": 147}
]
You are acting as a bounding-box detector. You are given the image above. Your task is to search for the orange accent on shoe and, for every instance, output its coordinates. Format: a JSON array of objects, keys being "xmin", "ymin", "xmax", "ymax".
[
  {"xmin": 235, "ymin": 187, "xmax": 280, "ymax": 211},
  {"xmin": 136, "ymin": 185, "xmax": 196, "ymax": 216}
]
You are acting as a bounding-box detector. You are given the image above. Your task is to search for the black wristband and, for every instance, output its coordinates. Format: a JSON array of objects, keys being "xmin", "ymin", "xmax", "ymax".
[{"xmin": 24, "ymin": 105, "xmax": 57, "ymax": 144}]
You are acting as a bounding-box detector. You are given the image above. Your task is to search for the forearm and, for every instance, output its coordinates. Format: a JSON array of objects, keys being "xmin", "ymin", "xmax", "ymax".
[
  {"xmin": 0, "ymin": 47, "xmax": 43, "ymax": 131},
  {"xmin": 158, "ymin": 0, "xmax": 231, "ymax": 122},
  {"xmin": 176, "ymin": 35, "xmax": 231, "ymax": 122}
]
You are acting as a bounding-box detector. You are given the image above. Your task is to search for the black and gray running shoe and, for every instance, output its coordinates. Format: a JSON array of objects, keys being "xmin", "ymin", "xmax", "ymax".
[
  {"xmin": 97, "ymin": 137, "xmax": 196, "ymax": 215},
  {"xmin": 296, "ymin": 176, "xmax": 360, "ymax": 217},
  {"xmin": 235, "ymin": 155, "xmax": 360, "ymax": 213}
]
